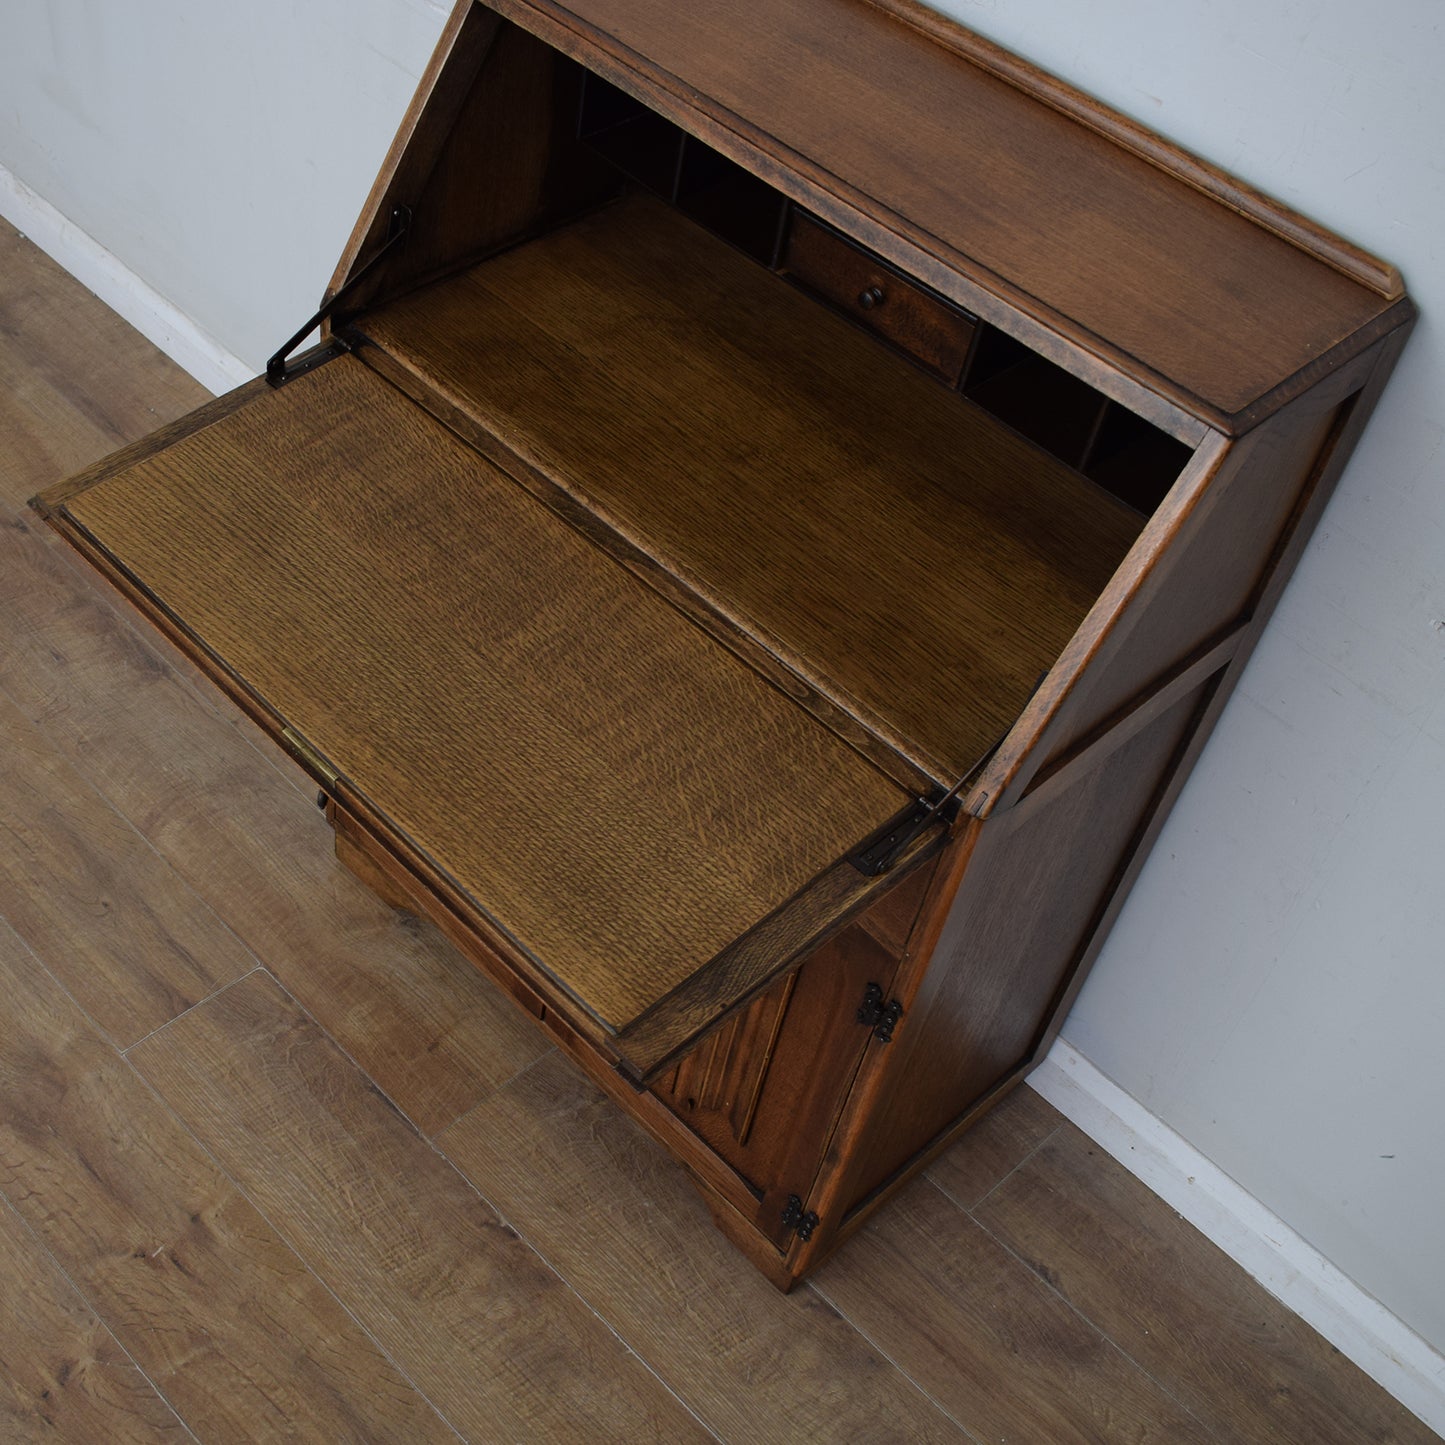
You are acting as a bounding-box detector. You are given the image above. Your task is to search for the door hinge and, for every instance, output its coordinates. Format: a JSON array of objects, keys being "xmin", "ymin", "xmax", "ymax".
[
  {"xmin": 858, "ymin": 982, "xmax": 903, "ymax": 1043},
  {"xmin": 781, "ymin": 1193, "xmax": 820, "ymax": 1242}
]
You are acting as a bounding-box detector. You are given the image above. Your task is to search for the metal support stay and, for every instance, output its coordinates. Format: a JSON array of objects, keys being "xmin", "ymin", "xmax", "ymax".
[{"xmin": 266, "ymin": 204, "xmax": 412, "ymax": 387}]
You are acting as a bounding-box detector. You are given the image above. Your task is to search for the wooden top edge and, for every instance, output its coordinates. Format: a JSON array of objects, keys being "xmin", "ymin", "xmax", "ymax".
[
  {"xmin": 484, "ymin": 0, "xmax": 1401, "ymax": 429},
  {"xmin": 482, "ymin": 0, "xmax": 1205, "ymax": 434},
  {"xmin": 857, "ymin": 0, "xmax": 1404, "ymax": 301},
  {"xmin": 1219, "ymin": 294, "xmax": 1418, "ymax": 434},
  {"xmin": 31, "ymin": 374, "xmax": 268, "ymax": 517}
]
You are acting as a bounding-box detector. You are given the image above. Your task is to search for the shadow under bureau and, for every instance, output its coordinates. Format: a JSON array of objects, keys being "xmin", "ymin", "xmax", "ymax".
[{"xmin": 34, "ymin": 0, "xmax": 1413, "ymax": 1288}]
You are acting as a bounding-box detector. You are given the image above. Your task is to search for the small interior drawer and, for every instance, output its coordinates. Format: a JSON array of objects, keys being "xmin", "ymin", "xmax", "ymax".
[{"xmin": 783, "ymin": 212, "xmax": 977, "ymax": 383}]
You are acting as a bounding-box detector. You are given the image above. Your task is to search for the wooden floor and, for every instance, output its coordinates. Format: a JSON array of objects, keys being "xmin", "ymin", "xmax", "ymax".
[{"xmin": 0, "ymin": 217, "xmax": 1436, "ymax": 1444}]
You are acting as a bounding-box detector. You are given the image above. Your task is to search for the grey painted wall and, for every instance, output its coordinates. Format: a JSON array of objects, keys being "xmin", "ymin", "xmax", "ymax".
[
  {"xmin": 0, "ymin": 0, "xmax": 449, "ymax": 371},
  {"xmin": 2, "ymin": 0, "xmax": 1441, "ymax": 1354},
  {"xmin": 926, "ymin": 0, "xmax": 1445, "ymax": 1351}
]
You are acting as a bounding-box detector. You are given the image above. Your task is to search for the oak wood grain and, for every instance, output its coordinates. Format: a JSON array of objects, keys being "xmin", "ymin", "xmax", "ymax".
[
  {"xmin": 350, "ymin": 337, "xmax": 938, "ymax": 797},
  {"xmin": 0, "ymin": 920, "xmax": 455, "ymax": 1443},
  {"xmin": 974, "ymin": 1125, "xmax": 1440, "ymax": 1445},
  {"xmin": 490, "ymin": 0, "xmax": 1394, "ymax": 424},
  {"xmin": 616, "ymin": 828, "xmax": 940, "ymax": 1078},
  {"xmin": 0, "ymin": 1198, "xmax": 186, "ymax": 1442},
  {"xmin": 4, "ymin": 214, "xmax": 1424, "ymax": 1434},
  {"xmin": 334, "ymin": 18, "xmax": 617, "ymax": 315},
  {"xmin": 328, "ymin": 791, "xmax": 843, "ymax": 1254},
  {"xmin": 860, "ymin": 0, "xmax": 1403, "ymax": 300},
  {"xmin": 829, "ymin": 680, "xmax": 1207, "ymax": 1220},
  {"xmin": 1031, "ymin": 393, "xmax": 1344, "ymax": 779},
  {"xmin": 814, "ymin": 1177, "xmax": 1215, "ymax": 1443},
  {"xmin": 363, "ymin": 195, "xmax": 1142, "ymax": 783},
  {"xmin": 0, "ymin": 508, "xmax": 547, "ymax": 1135},
  {"xmin": 130, "ymin": 969, "xmax": 709, "ymax": 1443},
  {"xmin": 654, "ymin": 919, "xmax": 904, "ymax": 1243},
  {"xmin": 441, "ymin": 1050, "xmax": 968, "ymax": 1443},
  {"xmin": 325, "ymin": 2, "xmax": 505, "ymax": 308},
  {"xmin": 974, "ymin": 335, "xmax": 1397, "ymax": 819},
  {"xmin": 57, "ymin": 354, "xmax": 901, "ymax": 1031},
  {"xmin": 0, "ymin": 688, "xmax": 255, "ymax": 1047}
]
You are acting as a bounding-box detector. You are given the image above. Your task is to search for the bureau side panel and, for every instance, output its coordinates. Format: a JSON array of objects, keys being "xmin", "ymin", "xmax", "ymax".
[
  {"xmin": 819, "ymin": 675, "xmax": 1211, "ymax": 1225},
  {"xmin": 975, "ymin": 327, "xmax": 1411, "ymax": 814},
  {"xmin": 332, "ymin": 15, "xmax": 615, "ymax": 315}
]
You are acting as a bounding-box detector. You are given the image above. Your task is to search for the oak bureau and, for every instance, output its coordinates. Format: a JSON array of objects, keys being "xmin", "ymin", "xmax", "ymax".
[{"xmin": 35, "ymin": 0, "xmax": 1413, "ymax": 1287}]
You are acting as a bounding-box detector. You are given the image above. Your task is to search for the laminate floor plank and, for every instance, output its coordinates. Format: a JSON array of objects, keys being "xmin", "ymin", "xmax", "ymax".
[
  {"xmin": 129, "ymin": 970, "xmax": 710, "ymax": 1444},
  {"xmin": 973, "ymin": 1124, "xmax": 1438, "ymax": 1445},
  {"xmin": 0, "ymin": 512, "xmax": 548, "ymax": 1135},
  {"xmin": 0, "ymin": 1196, "xmax": 187, "ymax": 1442},
  {"xmin": 0, "ymin": 687, "xmax": 257, "ymax": 1047},
  {"xmin": 440, "ymin": 1050, "xmax": 970, "ymax": 1444},
  {"xmin": 814, "ymin": 1176, "xmax": 1212, "ymax": 1444},
  {"xmin": 925, "ymin": 1080, "xmax": 1063, "ymax": 1209},
  {"xmin": 0, "ymin": 222, "xmax": 209, "ymax": 494},
  {"xmin": 0, "ymin": 918, "xmax": 457, "ymax": 1443},
  {"xmin": 0, "ymin": 223, "xmax": 279, "ymax": 754}
]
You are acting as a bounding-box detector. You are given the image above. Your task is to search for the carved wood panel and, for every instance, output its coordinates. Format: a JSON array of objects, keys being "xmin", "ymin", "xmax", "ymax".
[{"xmin": 654, "ymin": 973, "xmax": 796, "ymax": 1149}]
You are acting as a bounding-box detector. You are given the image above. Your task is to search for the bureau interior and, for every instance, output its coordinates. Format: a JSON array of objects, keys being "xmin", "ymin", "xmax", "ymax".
[{"xmin": 343, "ymin": 27, "xmax": 1193, "ymax": 786}]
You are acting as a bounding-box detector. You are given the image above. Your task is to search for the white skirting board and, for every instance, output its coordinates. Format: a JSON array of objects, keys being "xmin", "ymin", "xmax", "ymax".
[
  {"xmin": 1029, "ymin": 1040, "xmax": 1445, "ymax": 1437},
  {"xmin": 0, "ymin": 162, "xmax": 252, "ymax": 398}
]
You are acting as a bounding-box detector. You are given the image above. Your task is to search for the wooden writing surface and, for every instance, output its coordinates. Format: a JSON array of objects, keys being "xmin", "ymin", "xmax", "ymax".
[
  {"xmin": 364, "ymin": 196, "xmax": 1145, "ymax": 784},
  {"xmin": 55, "ymin": 356, "xmax": 902, "ymax": 1033}
]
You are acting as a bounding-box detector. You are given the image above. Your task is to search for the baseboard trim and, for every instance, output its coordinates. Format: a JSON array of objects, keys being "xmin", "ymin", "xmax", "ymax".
[
  {"xmin": 0, "ymin": 163, "xmax": 253, "ymax": 397},
  {"xmin": 1029, "ymin": 1040, "xmax": 1445, "ymax": 1437}
]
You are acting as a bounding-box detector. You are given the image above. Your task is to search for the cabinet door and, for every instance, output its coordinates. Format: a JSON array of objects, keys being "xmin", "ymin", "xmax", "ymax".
[{"xmin": 651, "ymin": 919, "xmax": 904, "ymax": 1247}]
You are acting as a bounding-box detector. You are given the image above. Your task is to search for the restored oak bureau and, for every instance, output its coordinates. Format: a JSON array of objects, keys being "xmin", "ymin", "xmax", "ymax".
[{"xmin": 35, "ymin": 0, "xmax": 1413, "ymax": 1287}]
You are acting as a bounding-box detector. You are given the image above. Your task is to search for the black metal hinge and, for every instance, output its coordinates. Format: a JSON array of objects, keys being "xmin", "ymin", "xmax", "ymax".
[
  {"xmin": 266, "ymin": 204, "xmax": 412, "ymax": 387},
  {"xmin": 848, "ymin": 787, "xmax": 962, "ymax": 876},
  {"xmin": 781, "ymin": 1193, "xmax": 820, "ymax": 1242},
  {"xmin": 849, "ymin": 677, "xmax": 1050, "ymax": 878},
  {"xmin": 858, "ymin": 982, "xmax": 903, "ymax": 1043}
]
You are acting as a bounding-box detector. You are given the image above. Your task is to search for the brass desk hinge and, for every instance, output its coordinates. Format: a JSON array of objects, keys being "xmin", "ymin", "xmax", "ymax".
[{"xmin": 281, "ymin": 726, "xmax": 340, "ymax": 792}]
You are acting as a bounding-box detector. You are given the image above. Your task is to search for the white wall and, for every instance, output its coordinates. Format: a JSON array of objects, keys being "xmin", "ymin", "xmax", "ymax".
[
  {"xmin": 0, "ymin": 0, "xmax": 450, "ymax": 374},
  {"xmin": 926, "ymin": 0, "xmax": 1445, "ymax": 1353},
  {"xmin": 2, "ymin": 0, "xmax": 1441, "ymax": 1369}
]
